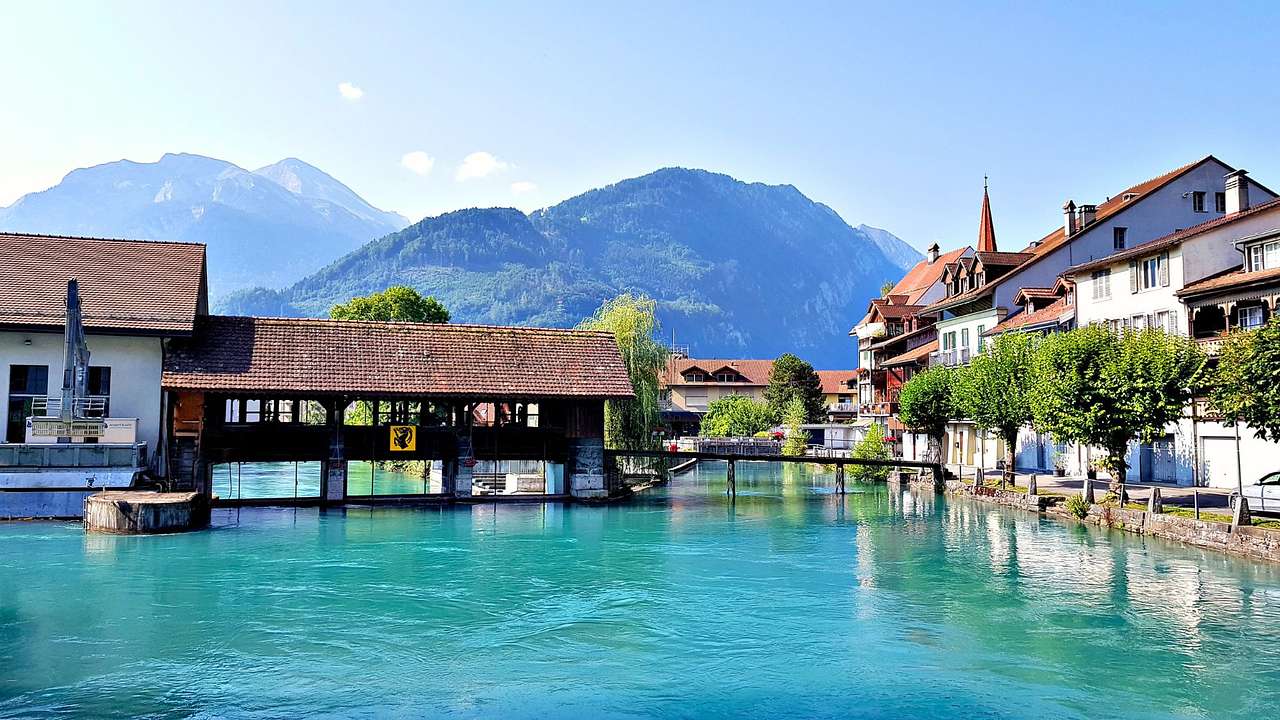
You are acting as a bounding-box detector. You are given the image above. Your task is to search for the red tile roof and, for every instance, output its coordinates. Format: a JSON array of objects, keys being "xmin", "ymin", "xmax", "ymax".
[
  {"xmin": 1178, "ymin": 264, "xmax": 1280, "ymax": 298},
  {"xmin": 882, "ymin": 339, "xmax": 937, "ymax": 367},
  {"xmin": 816, "ymin": 370, "xmax": 857, "ymax": 394},
  {"xmin": 162, "ymin": 315, "xmax": 634, "ymax": 398},
  {"xmin": 0, "ymin": 232, "xmax": 207, "ymax": 334},
  {"xmin": 883, "ymin": 246, "xmax": 971, "ymax": 305},
  {"xmin": 1020, "ymin": 156, "xmax": 1216, "ymax": 256},
  {"xmin": 1067, "ymin": 195, "xmax": 1280, "ymax": 275},
  {"xmin": 974, "ymin": 251, "xmax": 1034, "ymax": 267},
  {"xmin": 661, "ymin": 358, "xmax": 775, "ymax": 386},
  {"xmin": 983, "ymin": 297, "xmax": 1073, "ymax": 336}
]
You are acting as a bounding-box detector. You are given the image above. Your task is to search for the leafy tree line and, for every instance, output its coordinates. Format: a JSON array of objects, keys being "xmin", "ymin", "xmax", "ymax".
[{"xmin": 898, "ymin": 324, "xmax": 1209, "ymax": 483}]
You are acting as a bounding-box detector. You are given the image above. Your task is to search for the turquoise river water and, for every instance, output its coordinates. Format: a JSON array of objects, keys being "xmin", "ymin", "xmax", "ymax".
[{"xmin": 3, "ymin": 462, "xmax": 1280, "ymax": 719}]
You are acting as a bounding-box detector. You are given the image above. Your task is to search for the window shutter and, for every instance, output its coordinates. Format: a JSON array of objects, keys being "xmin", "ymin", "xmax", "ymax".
[
  {"xmin": 1159, "ymin": 252, "xmax": 1170, "ymax": 286},
  {"xmin": 1167, "ymin": 309, "xmax": 1178, "ymax": 335},
  {"xmin": 1129, "ymin": 260, "xmax": 1139, "ymax": 293}
]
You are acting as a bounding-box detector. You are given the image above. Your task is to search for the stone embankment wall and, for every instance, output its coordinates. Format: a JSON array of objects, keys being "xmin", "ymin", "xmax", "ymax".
[
  {"xmin": 929, "ymin": 479, "xmax": 1280, "ymax": 564},
  {"xmin": 1060, "ymin": 504, "xmax": 1280, "ymax": 564}
]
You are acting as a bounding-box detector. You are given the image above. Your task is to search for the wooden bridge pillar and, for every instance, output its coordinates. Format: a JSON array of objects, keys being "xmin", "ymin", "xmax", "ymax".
[
  {"xmin": 726, "ymin": 459, "xmax": 736, "ymax": 498},
  {"xmin": 835, "ymin": 463, "xmax": 846, "ymax": 495}
]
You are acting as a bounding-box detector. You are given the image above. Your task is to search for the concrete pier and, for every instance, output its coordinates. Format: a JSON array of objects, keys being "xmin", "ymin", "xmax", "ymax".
[{"xmin": 84, "ymin": 491, "xmax": 209, "ymax": 534}]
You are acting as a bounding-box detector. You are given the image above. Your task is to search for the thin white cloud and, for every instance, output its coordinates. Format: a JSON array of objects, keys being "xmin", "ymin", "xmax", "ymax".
[
  {"xmin": 338, "ymin": 82, "xmax": 364, "ymax": 101},
  {"xmin": 400, "ymin": 151, "xmax": 435, "ymax": 176},
  {"xmin": 455, "ymin": 151, "xmax": 509, "ymax": 181},
  {"xmin": 510, "ymin": 181, "xmax": 538, "ymax": 195}
]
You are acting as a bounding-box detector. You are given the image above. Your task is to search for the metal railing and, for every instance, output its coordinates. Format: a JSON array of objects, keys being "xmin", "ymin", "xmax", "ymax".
[
  {"xmin": 28, "ymin": 395, "xmax": 109, "ymax": 417},
  {"xmin": 827, "ymin": 402, "xmax": 859, "ymax": 413},
  {"xmin": 929, "ymin": 348, "xmax": 971, "ymax": 367}
]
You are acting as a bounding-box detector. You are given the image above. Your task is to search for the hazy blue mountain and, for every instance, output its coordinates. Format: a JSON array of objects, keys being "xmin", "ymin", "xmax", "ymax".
[
  {"xmin": 0, "ymin": 153, "xmax": 408, "ymax": 292},
  {"xmin": 857, "ymin": 224, "xmax": 923, "ymax": 270},
  {"xmin": 227, "ymin": 168, "xmax": 918, "ymax": 367}
]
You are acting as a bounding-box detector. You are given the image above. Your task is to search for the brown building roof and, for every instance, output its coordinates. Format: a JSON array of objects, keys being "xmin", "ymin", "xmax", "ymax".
[
  {"xmin": 884, "ymin": 246, "xmax": 971, "ymax": 305},
  {"xmin": 816, "ymin": 370, "xmax": 857, "ymax": 394},
  {"xmin": 983, "ymin": 296, "xmax": 1073, "ymax": 336},
  {"xmin": 1067, "ymin": 195, "xmax": 1280, "ymax": 275},
  {"xmin": 661, "ymin": 358, "xmax": 775, "ymax": 386},
  {"xmin": 1178, "ymin": 265, "xmax": 1280, "ymax": 300},
  {"xmin": 162, "ymin": 315, "xmax": 635, "ymax": 398},
  {"xmin": 0, "ymin": 232, "xmax": 207, "ymax": 334},
  {"xmin": 882, "ymin": 339, "xmax": 937, "ymax": 367}
]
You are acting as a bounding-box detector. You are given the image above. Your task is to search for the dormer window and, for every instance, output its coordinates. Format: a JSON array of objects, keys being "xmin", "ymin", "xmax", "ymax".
[
  {"xmin": 715, "ymin": 372, "xmax": 738, "ymax": 383},
  {"xmin": 684, "ymin": 372, "xmax": 705, "ymax": 382},
  {"xmin": 1248, "ymin": 240, "xmax": 1280, "ymax": 272}
]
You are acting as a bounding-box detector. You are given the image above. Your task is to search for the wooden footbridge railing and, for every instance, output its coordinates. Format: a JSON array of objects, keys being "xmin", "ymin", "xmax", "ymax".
[{"xmin": 603, "ymin": 449, "xmax": 942, "ymax": 498}]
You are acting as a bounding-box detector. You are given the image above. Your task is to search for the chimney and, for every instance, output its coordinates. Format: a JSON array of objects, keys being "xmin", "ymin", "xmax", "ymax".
[
  {"xmin": 927, "ymin": 242, "xmax": 940, "ymax": 263},
  {"xmin": 1225, "ymin": 169, "xmax": 1250, "ymax": 215},
  {"xmin": 1077, "ymin": 204, "xmax": 1097, "ymax": 228},
  {"xmin": 1063, "ymin": 200, "xmax": 1077, "ymax": 237}
]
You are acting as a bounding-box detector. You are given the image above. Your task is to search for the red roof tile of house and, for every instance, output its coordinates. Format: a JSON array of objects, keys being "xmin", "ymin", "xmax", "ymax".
[
  {"xmin": 882, "ymin": 339, "xmax": 938, "ymax": 367},
  {"xmin": 983, "ymin": 297, "xmax": 1073, "ymax": 336},
  {"xmin": 661, "ymin": 358, "xmax": 775, "ymax": 386},
  {"xmin": 974, "ymin": 251, "xmax": 1034, "ymax": 267},
  {"xmin": 883, "ymin": 246, "xmax": 971, "ymax": 305},
  {"xmin": 0, "ymin": 232, "xmax": 207, "ymax": 334},
  {"xmin": 816, "ymin": 370, "xmax": 857, "ymax": 394},
  {"xmin": 162, "ymin": 315, "xmax": 635, "ymax": 398},
  {"xmin": 1177, "ymin": 264, "xmax": 1280, "ymax": 298},
  {"xmin": 1068, "ymin": 195, "xmax": 1280, "ymax": 276}
]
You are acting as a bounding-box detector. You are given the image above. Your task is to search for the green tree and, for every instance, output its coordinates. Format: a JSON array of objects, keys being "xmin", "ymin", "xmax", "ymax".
[
  {"xmin": 952, "ymin": 333, "xmax": 1037, "ymax": 484},
  {"xmin": 330, "ymin": 285, "xmax": 450, "ymax": 323},
  {"xmin": 897, "ymin": 366, "xmax": 956, "ymax": 465},
  {"xmin": 764, "ymin": 353, "xmax": 825, "ymax": 422},
  {"xmin": 1212, "ymin": 316, "xmax": 1280, "ymax": 444},
  {"xmin": 781, "ymin": 397, "xmax": 809, "ymax": 456},
  {"xmin": 880, "ymin": 280, "xmax": 895, "ymax": 297},
  {"xmin": 852, "ymin": 422, "xmax": 893, "ymax": 482},
  {"xmin": 577, "ymin": 294, "xmax": 669, "ymax": 450},
  {"xmin": 700, "ymin": 395, "xmax": 776, "ymax": 438},
  {"xmin": 1030, "ymin": 324, "xmax": 1204, "ymax": 481}
]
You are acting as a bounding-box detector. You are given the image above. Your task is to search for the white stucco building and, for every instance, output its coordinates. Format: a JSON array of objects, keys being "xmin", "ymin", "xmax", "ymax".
[{"xmin": 1, "ymin": 233, "xmax": 208, "ymax": 509}]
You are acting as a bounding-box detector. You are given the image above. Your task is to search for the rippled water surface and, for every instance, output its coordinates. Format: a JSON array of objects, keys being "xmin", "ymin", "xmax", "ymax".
[{"xmin": 3, "ymin": 462, "xmax": 1280, "ymax": 719}]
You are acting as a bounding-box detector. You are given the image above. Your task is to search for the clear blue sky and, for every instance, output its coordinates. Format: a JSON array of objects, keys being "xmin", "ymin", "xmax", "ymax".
[{"xmin": 3, "ymin": 1, "xmax": 1279, "ymax": 251}]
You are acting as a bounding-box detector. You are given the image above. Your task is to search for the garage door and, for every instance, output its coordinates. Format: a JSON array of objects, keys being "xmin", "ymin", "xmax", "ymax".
[{"xmin": 1200, "ymin": 436, "xmax": 1239, "ymax": 489}]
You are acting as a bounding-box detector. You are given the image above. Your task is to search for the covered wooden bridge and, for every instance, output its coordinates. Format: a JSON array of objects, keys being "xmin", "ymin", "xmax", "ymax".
[{"xmin": 160, "ymin": 316, "xmax": 634, "ymax": 504}]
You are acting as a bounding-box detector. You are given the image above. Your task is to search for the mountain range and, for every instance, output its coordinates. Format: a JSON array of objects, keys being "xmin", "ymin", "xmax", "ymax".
[
  {"xmin": 0, "ymin": 153, "xmax": 408, "ymax": 291},
  {"xmin": 2, "ymin": 156, "xmax": 919, "ymax": 367}
]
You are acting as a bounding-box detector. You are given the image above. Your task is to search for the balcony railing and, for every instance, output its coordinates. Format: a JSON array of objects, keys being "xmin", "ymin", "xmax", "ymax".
[
  {"xmin": 1195, "ymin": 336, "xmax": 1224, "ymax": 357},
  {"xmin": 929, "ymin": 348, "xmax": 971, "ymax": 367},
  {"xmin": 28, "ymin": 395, "xmax": 109, "ymax": 417},
  {"xmin": 827, "ymin": 402, "xmax": 859, "ymax": 413}
]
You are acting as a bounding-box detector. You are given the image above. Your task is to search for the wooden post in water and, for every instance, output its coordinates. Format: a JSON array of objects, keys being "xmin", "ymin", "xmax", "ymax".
[
  {"xmin": 726, "ymin": 459, "xmax": 736, "ymax": 498},
  {"xmin": 835, "ymin": 463, "xmax": 846, "ymax": 495}
]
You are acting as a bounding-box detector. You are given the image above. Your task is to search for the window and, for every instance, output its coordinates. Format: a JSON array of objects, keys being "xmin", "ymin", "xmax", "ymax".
[
  {"xmin": 1154, "ymin": 310, "xmax": 1177, "ymax": 335},
  {"xmin": 1131, "ymin": 314, "xmax": 1148, "ymax": 330},
  {"xmin": 1216, "ymin": 192, "xmax": 1227, "ymax": 213},
  {"xmin": 943, "ymin": 331, "xmax": 956, "ymax": 350},
  {"xmin": 1091, "ymin": 269, "xmax": 1111, "ymax": 300},
  {"xmin": 1240, "ymin": 306, "xmax": 1265, "ymax": 330},
  {"xmin": 7, "ymin": 365, "xmax": 50, "ymax": 443},
  {"xmin": 1113, "ymin": 227, "xmax": 1127, "ymax": 250},
  {"xmin": 960, "ymin": 328, "xmax": 970, "ymax": 349},
  {"xmin": 1192, "ymin": 191, "xmax": 1206, "ymax": 213},
  {"xmin": 684, "ymin": 372, "xmax": 704, "ymax": 382},
  {"xmin": 976, "ymin": 325, "xmax": 986, "ymax": 351},
  {"xmin": 86, "ymin": 366, "xmax": 111, "ymax": 416},
  {"xmin": 715, "ymin": 372, "xmax": 738, "ymax": 383},
  {"xmin": 1249, "ymin": 240, "xmax": 1280, "ymax": 272},
  {"xmin": 1131, "ymin": 253, "xmax": 1169, "ymax": 292}
]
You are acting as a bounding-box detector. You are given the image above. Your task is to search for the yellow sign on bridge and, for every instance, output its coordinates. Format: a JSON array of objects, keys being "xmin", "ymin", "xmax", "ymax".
[{"xmin": 389, "ymin": 425, "xmax": 416, "ymax": 452}]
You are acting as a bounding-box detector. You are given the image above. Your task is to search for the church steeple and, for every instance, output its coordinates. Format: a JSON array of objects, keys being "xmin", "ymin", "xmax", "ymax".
[{"xmin": 977, "ymin": 176, "xmax": 997, "ymax": 252}]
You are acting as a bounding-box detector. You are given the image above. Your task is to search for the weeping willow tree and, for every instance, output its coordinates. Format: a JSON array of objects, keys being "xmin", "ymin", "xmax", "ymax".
[{"xmin": 578, "ymin": 294, "xmax": 670, "ymax": 450}]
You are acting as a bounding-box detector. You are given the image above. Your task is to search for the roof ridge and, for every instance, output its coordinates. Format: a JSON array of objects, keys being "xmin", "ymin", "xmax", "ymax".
[
  {"xmin": 0, "ymin": 231, "xmax": 206, "ymax": 248},
  {"xmin": 208, "ymin": 314, "xmax": 617, "ymax": 336}
]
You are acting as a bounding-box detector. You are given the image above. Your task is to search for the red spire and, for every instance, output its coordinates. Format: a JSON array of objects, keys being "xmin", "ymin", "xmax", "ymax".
[{"xmin": 977, "ymin": 177, "xmax": 997, "ymax": 252}]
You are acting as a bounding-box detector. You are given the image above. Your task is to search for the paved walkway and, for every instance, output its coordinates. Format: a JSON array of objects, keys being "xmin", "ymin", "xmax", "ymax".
[{"xmin": 949, "ymin": 466, "xmax": 1234, "ymax": 511}]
